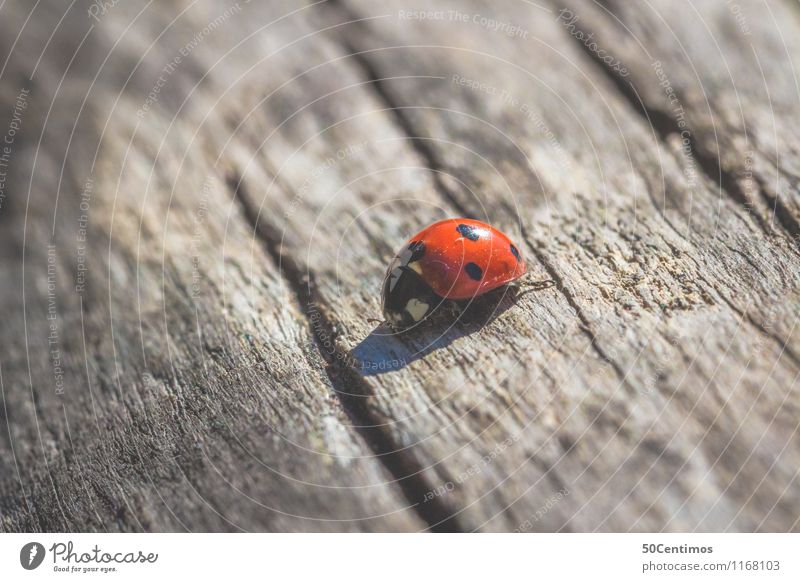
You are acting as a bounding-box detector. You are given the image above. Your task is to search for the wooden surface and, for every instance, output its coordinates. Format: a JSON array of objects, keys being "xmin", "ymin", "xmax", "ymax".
[{"xmin": 0, "ymin": 0, "xmax": 798, "ymax": 532}]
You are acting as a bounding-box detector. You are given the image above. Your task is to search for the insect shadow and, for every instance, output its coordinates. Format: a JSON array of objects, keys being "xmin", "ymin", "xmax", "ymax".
[{"xmin": 350, "ymin": 285, "xmax": 537, "ymax": 377}]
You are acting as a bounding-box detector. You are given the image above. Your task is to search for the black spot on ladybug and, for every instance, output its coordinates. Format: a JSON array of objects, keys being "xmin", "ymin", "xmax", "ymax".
[
  {"xmin": 408, "ymin": 240, "xmax": 426, "ymax": 262},
  {"xmin": 456, "ymin": 223, "xmax": 481, "ymax": 241},
  {"xmin": 510, "ymin": 243, "xmax": 521, "ymax": 262},
  {"xmin": 464, "ymin": 262, "xmax": 483, "ymax": 281}
]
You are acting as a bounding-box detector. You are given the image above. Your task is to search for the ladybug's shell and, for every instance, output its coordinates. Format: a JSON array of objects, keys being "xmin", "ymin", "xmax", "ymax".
[{"xmin": 399, "ymin": 218, "xmax": 526, "ymax": 300}]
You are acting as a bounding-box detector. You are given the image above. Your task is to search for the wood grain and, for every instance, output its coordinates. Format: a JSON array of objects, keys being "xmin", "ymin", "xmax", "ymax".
[
  {"xmin": 0, "ymin": 0, "xmax": 798, "ymax": 532},
  {"xmin": 0, "ymin": 0, "xmax": 420, "ymax": 532}
]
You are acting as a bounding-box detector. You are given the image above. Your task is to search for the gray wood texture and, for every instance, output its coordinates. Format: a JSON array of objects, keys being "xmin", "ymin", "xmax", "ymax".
[{"xmin": 0, "ymin": 0, "xmax": 798, "ymax": 532}]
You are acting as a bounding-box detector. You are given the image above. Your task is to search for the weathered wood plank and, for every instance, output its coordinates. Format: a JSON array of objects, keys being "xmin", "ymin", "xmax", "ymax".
[
  {"xmin": 568, "ymin": 0, "xmax": 800, "ymax": 239},
  {"xmin": 100, "ymin": 0, "xmax": 601, "ymax": 530},
  {"xmin": 136, "ymin": 0, "xmax": 800, "ymax": 531},
  {"xmin": 303, "ymin": 0, "xmax": 800, "ymax": 530},
  {"xmin": 0, "ymin": 1, "xmax": 421, "ymax": 532},
  {"xmin": 563, "ymin": 0, "xmax": 800, "ymax": 347},
  {"xmin": 1, "ymin": 0, "xmax": 798, "ymax": 533}
]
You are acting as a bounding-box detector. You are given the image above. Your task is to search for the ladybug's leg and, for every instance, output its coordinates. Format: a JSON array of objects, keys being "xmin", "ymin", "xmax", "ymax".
[
  {"xmin": 434, "ymin": 299, "xmax": 464, "ymax": 323},
  {"xmin": 447, "ymin": 301, "xmax": 464, "ymax": 316},
  {"xmin": 508, "ymin": 277, "xmax": 556, "ymax": 300},
  {"xmin": 525, "ymin": 278, "xmax": 557, "ymax": 291}
]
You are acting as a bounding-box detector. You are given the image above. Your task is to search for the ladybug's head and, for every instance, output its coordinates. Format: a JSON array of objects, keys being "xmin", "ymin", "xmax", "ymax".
[{"xmin": 380, "ymin": 249, "xmax": 441, "ymax": 331}]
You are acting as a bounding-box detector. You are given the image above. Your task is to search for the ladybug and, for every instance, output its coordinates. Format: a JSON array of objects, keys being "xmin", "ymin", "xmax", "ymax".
[{"xmin": 381, "ymin": 218, "xmax": 527, "ymax": 329}]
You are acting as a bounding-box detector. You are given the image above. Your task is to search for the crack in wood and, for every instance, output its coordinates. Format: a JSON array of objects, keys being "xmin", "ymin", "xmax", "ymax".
[
  {"xmin": 553, "ymin": 1, "xmax": 800, "ymax": 371},
  {"xmin": 752, "ymin": 172, "xmax": 800, "ymax": 242},
  {"xmin": 557, "ymin": 0, "xmax": 800, "ymax": 242},
  {"xmin": 656, "ymin": 236, "xmax": 800, "ymax": 371},
  {"xmin": 712, "ymin": 290, "xmax": 800, "ymax": 370},
  {"xmin": 225, "ymin": 173, "xmax": 463, "ymax": 532},
  {"xmin": 521, "ymin": 237, "xmax": 637, "ymax": 394},
  {"xmin": 326, "ymin": 0, "xmax": 473, "ymax": 218}
]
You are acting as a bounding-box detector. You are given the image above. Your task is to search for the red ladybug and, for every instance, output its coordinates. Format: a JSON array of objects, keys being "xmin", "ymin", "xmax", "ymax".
[{"xmin": 381, "ymin": 218, "xmax": 527, "ymax": 329}]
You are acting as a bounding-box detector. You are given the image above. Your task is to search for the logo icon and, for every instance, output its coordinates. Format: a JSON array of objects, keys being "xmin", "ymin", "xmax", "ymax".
[{"xmin": 20, "ymin": 542, "xmax": 46, "ymax": 570}]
